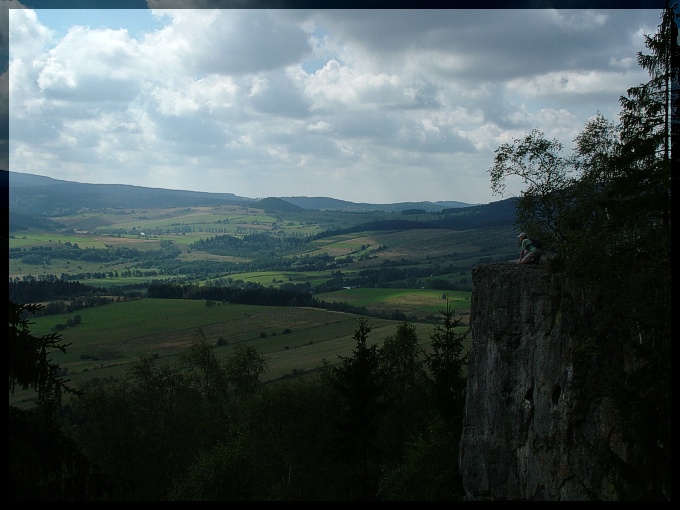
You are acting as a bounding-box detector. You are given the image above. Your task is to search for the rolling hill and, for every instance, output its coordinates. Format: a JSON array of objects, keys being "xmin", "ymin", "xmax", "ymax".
[{"xmin": 7, "ymin": 170, "xmax": 475, "ymax": 216}]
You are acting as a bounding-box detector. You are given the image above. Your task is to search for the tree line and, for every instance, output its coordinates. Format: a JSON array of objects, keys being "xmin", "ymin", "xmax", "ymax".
[{"xmin": 10, "ymin": 301, "xmax": 468, "ymax": 500}]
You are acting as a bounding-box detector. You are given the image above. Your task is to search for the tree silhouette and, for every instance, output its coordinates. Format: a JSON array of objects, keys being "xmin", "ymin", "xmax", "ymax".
[
  {"xmin": 425, "ymin": 299, "xmax": 469, "ymax": 424},
  {"xmin": 9, "ymin": 301, "xmax": 128, "ymax": 500},
  {"xmin": 330, "ymin": 317, "xmax": 384, "ymax": 499}
]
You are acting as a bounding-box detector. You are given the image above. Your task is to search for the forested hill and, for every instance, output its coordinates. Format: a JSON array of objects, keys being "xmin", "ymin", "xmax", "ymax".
[
  {"xmin": 311, "ymin": 197, "xmax": 518, "ymax": 239},
  {"xmin": 280, "ymin": 196, "xmax": 473, "ymax": 212},
  {"xmin": 8, "ymin": 170, "xmax": 253, "ymax": 216},
  {"xmin": 8, "ymin": 170, "xmax": 476, "ymax": 216}
]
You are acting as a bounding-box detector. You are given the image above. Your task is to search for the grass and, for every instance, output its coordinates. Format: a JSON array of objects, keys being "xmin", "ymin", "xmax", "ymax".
[
  {"xmin": 315, "ymin": 288, "xmax": 471, "ymax": 321},
  {"xmin": 11, "ymin": 294, "xmax": 470, "ymax": 409}
]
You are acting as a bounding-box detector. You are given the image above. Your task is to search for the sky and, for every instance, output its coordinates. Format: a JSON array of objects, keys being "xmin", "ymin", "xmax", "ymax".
[{"xmin": 5, "ymin": 2, "xmax": 665, "ymax": 205}]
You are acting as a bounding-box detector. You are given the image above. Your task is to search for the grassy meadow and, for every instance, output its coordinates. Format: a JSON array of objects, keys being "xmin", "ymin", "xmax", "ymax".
[
  {"xmin": 11, "ymin": 293, "xmax": 469, "ymax": 409},
  {"xmin": 315, "ymin": 287, "xmax": 471, "ymax": 321}
]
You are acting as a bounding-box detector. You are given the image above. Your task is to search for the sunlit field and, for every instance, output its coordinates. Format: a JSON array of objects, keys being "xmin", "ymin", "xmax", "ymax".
[{"xmin": 10, "ymin": 297, "xmax": 468, "ymax": 409}]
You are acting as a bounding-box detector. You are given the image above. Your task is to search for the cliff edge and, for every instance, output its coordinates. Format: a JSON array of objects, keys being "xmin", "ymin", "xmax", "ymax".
[{"xmin": 459, "ymin": 263, "xmax": 623, "ymax": 501}]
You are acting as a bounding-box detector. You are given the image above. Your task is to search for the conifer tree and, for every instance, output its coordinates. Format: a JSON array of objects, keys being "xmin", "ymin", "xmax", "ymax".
[
  {"xmin": 593, "ymin": 3, "xmax": 675, "ymax": 499},
  {"xmin": 618, "ymin": 0, "xmax": 677, "ymax": 230},
  {"xmin": 330, "ymin": 317, "xmax": 384, "ymax": 499},
  {"xmin": 424, "ymin": 299, "xmax": 469, "ymax": 424}
]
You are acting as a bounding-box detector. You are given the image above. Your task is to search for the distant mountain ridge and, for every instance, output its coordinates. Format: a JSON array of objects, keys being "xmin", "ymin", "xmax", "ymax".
[
  {"xmin": 279, "ymin": 196, "xmax": 474, "ymax": 212},
  {"xmin": 7, "ymin": 170, "xmax": 475, "ymax": 215},
  {"xmin": 8, "ymin": 170, "xmax": 252, "ymax": 216}
]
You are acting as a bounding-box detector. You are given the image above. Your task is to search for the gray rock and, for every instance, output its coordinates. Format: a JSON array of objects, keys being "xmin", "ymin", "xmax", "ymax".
[{"xmin": 459, "ymin": 263, "xmax": 622, "ymax": 501}]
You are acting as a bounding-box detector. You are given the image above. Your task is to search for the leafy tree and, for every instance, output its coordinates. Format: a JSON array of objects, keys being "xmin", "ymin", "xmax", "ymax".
[
  {"xmin": 224, "ymin": 345, "xmax": 267, "ymax": 403},
  {"xmin": 180, "ymin": 330, "xmax": 229, "ymax": 411},
  {"xmin": 488, "ymin": 128, "xmax": 576, "ymax": 254}
]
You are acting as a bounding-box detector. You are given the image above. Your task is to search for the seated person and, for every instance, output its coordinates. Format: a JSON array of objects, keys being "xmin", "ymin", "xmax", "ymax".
[{"xmin": 517, "ymin": 232, "xmax": 541, "ymax": 264}]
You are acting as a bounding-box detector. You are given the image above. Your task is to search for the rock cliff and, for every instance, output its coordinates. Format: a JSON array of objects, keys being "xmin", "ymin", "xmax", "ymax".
[{"xmin": 459, "ymin": 263, "xmax": 622, "ymax": 501}]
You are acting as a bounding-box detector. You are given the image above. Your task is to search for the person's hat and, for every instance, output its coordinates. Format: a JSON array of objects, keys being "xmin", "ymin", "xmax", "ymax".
[{"xmin": 517, "ymin": 232, "xmax": 527, "ymax": 238}]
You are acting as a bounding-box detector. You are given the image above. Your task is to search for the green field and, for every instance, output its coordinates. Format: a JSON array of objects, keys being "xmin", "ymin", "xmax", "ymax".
[
  {"xmin": 315, "ymin": 287, "xmax": 471, "ymax": 321},
  {"xmin": 12, "ymin": 293, "xmax": 469, "ymax": 409}
]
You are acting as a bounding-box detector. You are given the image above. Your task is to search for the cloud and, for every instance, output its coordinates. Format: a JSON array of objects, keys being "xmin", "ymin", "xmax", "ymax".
[{"xmin": 7, "ymin": 7, "xmax": 661, "ymax": 204}]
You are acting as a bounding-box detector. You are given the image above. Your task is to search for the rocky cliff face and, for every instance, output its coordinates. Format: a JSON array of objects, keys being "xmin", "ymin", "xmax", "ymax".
[{"xmin": 459, "ymin": 263, "xmax": 622, "ymax": 501}]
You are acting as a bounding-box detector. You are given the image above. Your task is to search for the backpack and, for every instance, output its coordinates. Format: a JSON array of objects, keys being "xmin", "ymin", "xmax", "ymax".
[{"xmin": 530, "ymin": 238, "xmax": 543, "ymax": 249}]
